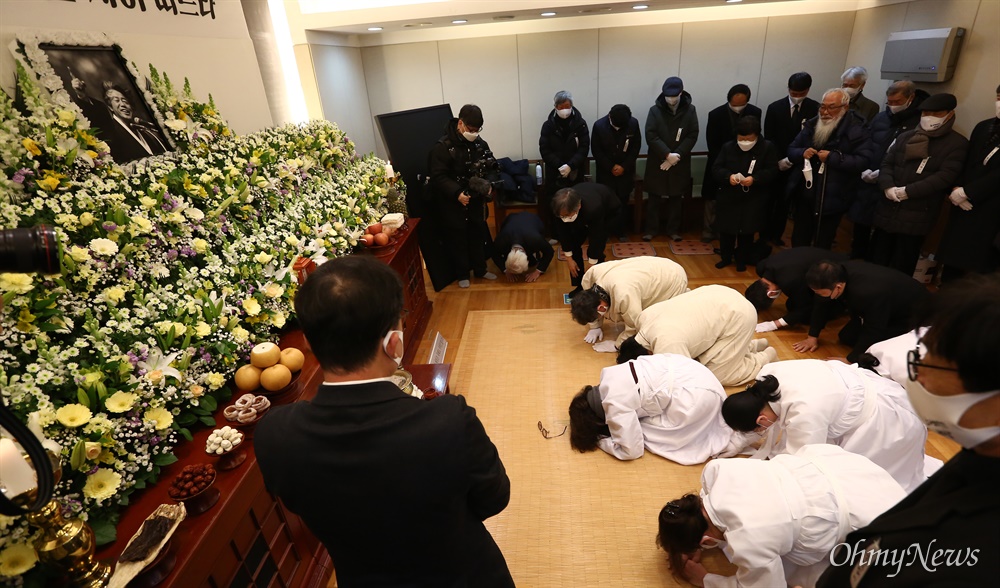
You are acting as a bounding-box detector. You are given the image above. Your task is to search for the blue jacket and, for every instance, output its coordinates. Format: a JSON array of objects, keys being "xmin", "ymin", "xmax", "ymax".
[{"xmin": 788, "ymin": 111, "xmax": 872, "ymax": 216}]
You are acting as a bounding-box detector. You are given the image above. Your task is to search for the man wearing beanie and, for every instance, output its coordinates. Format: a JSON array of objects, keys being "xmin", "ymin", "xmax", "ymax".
[
  {"xmin": 873, "ymin": 93, "xmax": 969, "ymax": 277},
  {"xmin": 592, "ymin": 104, "xmax": 642, "ymax": 240},
  {"xmin": 643, "ymin": 76, "xmax": 699, "ymax": 242}
]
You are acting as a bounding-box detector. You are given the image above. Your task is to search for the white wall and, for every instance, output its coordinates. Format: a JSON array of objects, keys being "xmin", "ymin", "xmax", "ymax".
[
  {"xmin": 848, "ymin": 0, "xmax": 1000, "ymax": 135},
  {"xmin": 308, "ymin": 0, "xmax": 997, "ymax": 161},
  {"xmin": 0, "ymin": 0, "xmax": 272, "ymax": 135},
  {"xmin": 310, "ymin": 42, "xmax": 377, "ymax": 155}
]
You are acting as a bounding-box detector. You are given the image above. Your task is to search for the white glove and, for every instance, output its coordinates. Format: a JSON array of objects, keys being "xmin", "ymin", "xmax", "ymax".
[
  {"xmin": 884, "ymin": 187, "xmax": 901, "ymax": 202},
  {"xmin": 755, "ymin": 320, "xmax": 780, "ymax": 333},
  {"xmin": 958, "ymin": 199, "xmax": 973, "ymax": 211},
  {"xmin": 949, "ymin": 187, "xmax": 968, "ymax": 206},
  {"xmin": 715, "ymin": 429, "xmax": 765, "ymax": 458},
  {"xmin": 861, "ymin": 169, "xmax": 879, "ymax": 184},
  {"xmin": 558, "ymin": 164, "xmax": 571, "ymax": 178},
  {"xmin": 659, "ymin": 159, "xmax": 673, "ymax": 171},
  {"xmin": 666, "ymin": 153, "xmax": 681, "ymax": 166},
  {"xmin": 592, "ymin": 340, "xmax": 618, "ymax": 353},
  {"xmin": 896, "ymin": 186, "xmax": 908, "ymax": 201},
  {"xmin": 777, "ymin": 157, "xmax": 793, "ymax": 172},
  {"xmin": 584, "ymin": 327, "xmax": 604, "ymax": 344},
  {"xmin": 733, "ymin": 172, "xmax": 746, "ymax": 183}
]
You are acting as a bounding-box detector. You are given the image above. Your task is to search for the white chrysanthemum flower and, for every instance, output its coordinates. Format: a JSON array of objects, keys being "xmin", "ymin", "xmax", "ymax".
[
  {"xmin": 89, "ymin": 238, "xmax": 119, "ymax": 256},
  {"xmin": 82, "ymin": 468, "xmax": 122, "ymax": 501}
]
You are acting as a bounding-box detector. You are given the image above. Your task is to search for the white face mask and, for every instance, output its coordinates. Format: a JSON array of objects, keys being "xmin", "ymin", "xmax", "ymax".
[
  {"xmin": 737, "ymin": 139, "xmax": 757, "ymax": 152},
  {"xmin": 920, "ymin": 115, "xmax": 948, "ymax": 131},
  {"xmin": 556, "ymin": 108, "xmax": 572, "ymax": 119},
  {"xmin": 730, "ymin": 104, "xmax": 747, "ymax": 114},
  {"xmin": 700, "ymin": 535, "xmax": 726, "ymax": 550},
  {"xmin": 561, "ymin": 212, "xmax": 578, "ymax": 223},
  {"xmin": 766, "ymin": 289, "xmax": 781, "ymax": 299},
  {"xmin": 887, "ymin": 100, "xmax": 911, "ymax": 114},
  {"xmin": 462, "ymin": 131, "xmax": 479, "ymax": 142},
  {"xmin": 755, "ymin": 414, "xmax": 776, "ymax": 433},
  {"xmin": 382, "ymin": 329, "xmax": 404, "ymax": 367},
  {"xmin": 665, "ymin": 96, "xmax": 680, "ymax": 107},
  {"xmin": 789, "ymin": 94, "xmax": 805, "ymax": 105},
  {"xmin": 842, "ymin": 86, "xmax": 859, "ymax": 99},
  {"xmin": 995, "ymin": 100, "xmax": 1000, "ymax": 119},
  {"xmin": 904, "ymin": 380, "xmax": 1000, "ymax": 448}
]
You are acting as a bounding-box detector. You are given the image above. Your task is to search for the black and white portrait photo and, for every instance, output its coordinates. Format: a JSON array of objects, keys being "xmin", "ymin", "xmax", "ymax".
[{"xmin": 40, "ymin": 43, "xmax": 171, "ymax": 164}]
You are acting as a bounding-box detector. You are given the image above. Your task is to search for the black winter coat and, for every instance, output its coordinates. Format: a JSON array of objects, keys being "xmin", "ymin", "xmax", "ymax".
[
  {"xmin": 848, "ymin": 90, "xmax": 928, "ymax": 225},
  {"xmin": 712, "ymin": 139, "xmax": 779, "ymax": 234},
  {"xmin": 937, "ymin": 117, "xmax": 1000, "ymax": 272},
  {"xmin": 702, "ymin": 102, "xmax": 763, "ymax": 199},
  {"xmin": 755, "ymin": 247, "xmax": 848, "ymax": 329},
  {"xmin": 428, "ymin": 118, "xmax": 499, "ymax": 225},
  {"xmin": 875, "ymin": 125, "xmax": 969, "ymax": 236},
  {"xmin": 490, "ymin": 211, "xmax": 554, "ymax": 273},
  {"xmin": 788, "ymin": 111, "xmax": 872, "ymax": 216},
  {"xmin": 591, "ymin": 114, "xmax": 641, "ymax": 196},
  {"xmin": 643, "ymin": 92, "xmax": 699, "ymax": 196},
  {"xmin": 539, "ymin": 107, "xmax": 590, "ymax": 189}
]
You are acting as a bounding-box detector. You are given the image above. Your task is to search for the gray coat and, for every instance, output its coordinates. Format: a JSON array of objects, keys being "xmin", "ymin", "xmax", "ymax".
[
  {"xmin": 643, "ymin": 92, "xmax": 699, "ymax": 196},
  {"xmin": 875, "ymin": 127, "xmax": 969, "ymax": 235}
]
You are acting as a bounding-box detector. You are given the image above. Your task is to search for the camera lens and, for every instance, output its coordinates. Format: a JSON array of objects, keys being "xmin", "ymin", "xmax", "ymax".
[{"xmin": 0, "ymin": 225, "xmax": 61, "ymax": 274}]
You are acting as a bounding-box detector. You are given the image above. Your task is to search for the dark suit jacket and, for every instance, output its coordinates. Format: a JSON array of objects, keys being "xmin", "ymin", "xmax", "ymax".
[
  {"xmin": 817, "ymin": 450, "xmax": 1000, "ymax": 587},
  {"xmin": 763, "ymin": 96, "xmax": 820, "ymax": 156},
  {"xmin": 491, "ymin": 211, "xmax": 554, "ymax": 273},
  {"xmin": 553, "ymin": 182, "xmax": 620, "ymax": 260},
  {"xmin": 702, "ymin": 102, "xmax": 763, "ymax": 198},
  {"xmin": 756, "ymin": 246, "xmax": 847, "ymax": 329},
  {"xmin": 103, "ymin": 115, "xmax": 168, "ymax": 164},
  {"xmin": 590, "ymin": 114, "xmax": 641, "ymax": 197},
  {"xmin": 256, "ymin": 381, "xmax": 514, "ymax": 588},
  {"xmin": 812, "ymin": 260, "xmax": 929, "ymax": 361}
]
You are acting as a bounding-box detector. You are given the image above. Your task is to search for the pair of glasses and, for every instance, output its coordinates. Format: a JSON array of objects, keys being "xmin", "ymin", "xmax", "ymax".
[
  {"xmin": 819, "ymin": 104, "xmax": 846, "ymax": 112},
  {"xmin": 906, "ymin": 346, "xmax": 959, "ymax": 381},
  {"xmin": 538, "ymin": 420, "xmax": 567, "ymax": 439}
]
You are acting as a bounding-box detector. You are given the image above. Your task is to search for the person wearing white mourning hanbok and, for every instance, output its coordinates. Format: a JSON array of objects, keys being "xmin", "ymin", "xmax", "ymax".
[
  {"xmin": 657, "ymin": 444, "xmax": 905, "ymax": 588},
  {"xmin": 722, "ymin": 359, "xmax": 929, "ymax": 492},
  {"xmin": 568, "ymin": 354, "xmax": 731, "ymax": 464}
]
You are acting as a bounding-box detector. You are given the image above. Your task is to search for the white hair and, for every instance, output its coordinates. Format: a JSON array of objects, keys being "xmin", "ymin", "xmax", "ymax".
[
  {"xmin": 841, "ymin": 66, "xmax": 868, "ymax": 84},
  {"xmin": 554, "ymin": 90, "xmax": 573, "ymax": 106},
  {"xmin": 823, "ymin": 88, "xmax": 851, "ymax": 106},
  {"xmin": 506, "ymin": 248, "xmax": 529, "ymax": 274}
]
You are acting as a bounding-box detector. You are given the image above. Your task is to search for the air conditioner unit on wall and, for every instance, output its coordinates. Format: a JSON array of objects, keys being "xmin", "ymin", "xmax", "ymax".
[{"xmin": 881, "ymin": 27, "xmax": 965, "ymax": 83}]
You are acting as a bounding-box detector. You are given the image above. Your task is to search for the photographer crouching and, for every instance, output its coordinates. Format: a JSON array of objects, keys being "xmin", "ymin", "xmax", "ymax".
[{"xmin": 429, "ymin": 104, "xmax": 502, "ymax": 288}]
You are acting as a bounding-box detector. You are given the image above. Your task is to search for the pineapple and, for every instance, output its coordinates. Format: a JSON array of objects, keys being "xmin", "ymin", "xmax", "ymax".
[{"xmin": 386, "ymin": 186, "xmax": 408, "ymax": 218}]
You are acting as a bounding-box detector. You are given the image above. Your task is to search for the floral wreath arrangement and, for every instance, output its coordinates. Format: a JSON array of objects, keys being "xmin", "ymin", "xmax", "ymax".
[{"xmin": 0, "ymin": 33, "xmax": 402, "ymax": 584}]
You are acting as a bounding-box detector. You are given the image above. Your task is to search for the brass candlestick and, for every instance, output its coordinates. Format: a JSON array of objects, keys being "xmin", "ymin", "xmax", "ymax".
[{"xmin": 14, "ymin": 452, "xmax": 111, "ymax": 588}]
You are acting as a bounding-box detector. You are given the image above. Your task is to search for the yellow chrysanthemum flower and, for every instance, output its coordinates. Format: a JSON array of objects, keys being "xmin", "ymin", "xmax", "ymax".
[
  {"xmin": 105, "ymin": 391, "xmax": 137, "ymax": 413},
  {"xmin": 242, "ymin": 298, "xmax": 261, "ymax": 316},
  {"xmin": 144, "ymin": 407, "xmax": 173, "ymax": 430},
  {"xmin": 0, "ymin": 543, "xmax": 38, "ymax": 577},
  {"xmin": 0, "ymin": 273, "xmax": 34, "ymax": 294},
  {"xmin": 55, "ymin": 404, "xmax": 92, "ymax": 428},
  {"xmin": 21, "ymin": 138, "xmax": 41, "ymax": 156},
  {"xmin": 82, "ymin": 468, "xmax": 122, "ymax": 501}
]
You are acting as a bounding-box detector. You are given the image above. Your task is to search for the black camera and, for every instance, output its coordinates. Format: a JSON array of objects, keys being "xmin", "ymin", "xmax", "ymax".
[{"xmin": 0, "ymin": 225, "xmax": 61, "ymax": 274}]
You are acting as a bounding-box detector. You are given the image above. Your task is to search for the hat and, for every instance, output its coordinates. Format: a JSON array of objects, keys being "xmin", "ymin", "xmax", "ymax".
[
  {"xmin": 918, "ymin": 93, "xmax": 957, "ymax": 112},
  {"xmin": 661, "ymin": 76, "xmax": 683, "ymax": 97}
]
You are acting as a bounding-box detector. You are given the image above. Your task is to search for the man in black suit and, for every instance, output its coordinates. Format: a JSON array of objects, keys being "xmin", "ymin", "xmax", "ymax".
[
  {"xmin": 762, "ymin": 72, "xmax": 820, "ymax": 245},
  {"xmin": 591, "ymin": 104, "xmax": 641, "ymax": 240},
  {"xmin": 702, "ymin": 84, "xmax": 762, "ymax": 242},
  {"xmin": 745, "ymin": 246, "xmax": 847, "ymax": 342},
  {"xmin": 102, "ymin": 83, "xmax": 168, "ymax": 164},
  {"xmin": 803, "ymin": 259, "xmax": 929, "ymax": 362},
  {"xmin": 491, "ymin": 211, "xmax": 554, "ymax": 282},
  {"xmin": 552, "ymin": 182, "xmax": 620, "ymax": 296},
  {"xmin": 255, "ymin": 256, "xmax": 514, "ymax": 588}
]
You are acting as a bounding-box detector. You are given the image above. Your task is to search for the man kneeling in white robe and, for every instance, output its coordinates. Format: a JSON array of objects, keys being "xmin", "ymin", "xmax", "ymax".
[
  {"xmin": 657, "ymin": 444, "xmax": 905, "ymax": 588},
  {"xmin": 571, "ymin": 256, "xmax": 688, "ymax": 353},
  {"xmin": 568, "ymin": 354, "xmax": 732, "ymax": 464},
  {"xmin": 616, "ymin": 285, "xmax": 777, "ymax": 386}
]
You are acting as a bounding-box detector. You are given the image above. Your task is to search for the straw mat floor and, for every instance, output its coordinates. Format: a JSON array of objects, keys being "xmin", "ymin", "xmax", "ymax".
[{"xmin": 452, "ymin": 309, "xmax": 736, "ymax": 586}]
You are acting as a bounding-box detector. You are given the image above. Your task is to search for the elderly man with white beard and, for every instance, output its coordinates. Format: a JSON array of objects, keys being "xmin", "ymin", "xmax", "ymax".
[{"xmin": 787, "ymin": 88, "xmax": 873, "ymax": 249}]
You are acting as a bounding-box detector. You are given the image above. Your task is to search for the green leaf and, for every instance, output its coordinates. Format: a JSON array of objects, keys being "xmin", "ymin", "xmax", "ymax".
[
  {"xmin": 132, "ymin": 479, "xmax": 146, "ymax": 490},
  {"xmin": 198, "ymin": 395, "xmax": 218, "ymax": 412},
  {"xmin": 178, "ymin": 427, "xmax": 193, "ymax": 442},
  {"xmin": 198, "ymin": 415, "xmax": 217, "ymax": 427},
  {"xmin": 70, "ymin": 439, "xmax": 87, "ymax": 471},
  {"xmin": 165, "ymin": 324, "xmax": 176, "ymax": 349},
  {"xmin": 77, "ymin": 388, "xmax": 90, "ymax": 408},
  {"xmin": 176, "ymin": 413, "xmax": 198, "ymax": 426},
  {"xmin": 153, "ymin": 453, "xmax": 178, "ymax": 466},
  {"xmin": 91, "ymin": 519, "xmax": 117, "ymax": 546}
]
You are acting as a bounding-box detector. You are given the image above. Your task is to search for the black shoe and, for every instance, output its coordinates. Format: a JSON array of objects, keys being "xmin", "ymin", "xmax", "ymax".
[
  {"xmin": 713, "ymin": 247, "xmax": 722, "ymax": 255},
  {"xmin": 567, "ymin": 286, "xmax": 584, "ymax": 299},
  {"xmin": 715, "ymin": 260, "xmax": 731, "ymax": 269},
  {"xmin": 736, "ymin": 262, "xmax": 747, "ymax": 272}
]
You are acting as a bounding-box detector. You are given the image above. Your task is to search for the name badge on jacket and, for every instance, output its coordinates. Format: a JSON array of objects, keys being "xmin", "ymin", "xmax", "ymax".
[
  {"xmin": 916, "ymin": 157, "xmax": 930, "ymax": 174},
  {"xmin": 984, "ymin": 146, "xmax": 998, "ymax": 166},
  {"xmin": 675, "ymin": 128, "xmax": 682, "ymax": 142},
  {"xmin": 748, "ymin": 159, "xmax": 757, "ymax": 174}
]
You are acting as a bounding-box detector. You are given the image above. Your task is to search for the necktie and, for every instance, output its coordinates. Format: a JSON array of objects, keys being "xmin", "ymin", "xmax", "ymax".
[{"xmin": 792, "ymin": 103, "xmax": 800, "ymax": 119}]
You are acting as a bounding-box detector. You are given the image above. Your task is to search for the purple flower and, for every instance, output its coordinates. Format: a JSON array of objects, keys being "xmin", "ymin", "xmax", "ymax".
[
  {"xmin": 166, "ymin": 249, "xmax": 178, "ymax": 261},
  {"xmin": 102, "ymin": 222, "xmax": 118, "ymax": 232},
  {"xmin": 212, "ymin": 186, "xmax": 220, "ymax": 194}
]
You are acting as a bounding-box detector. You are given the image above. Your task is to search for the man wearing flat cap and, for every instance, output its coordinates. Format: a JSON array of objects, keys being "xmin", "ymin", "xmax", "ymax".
[
  {"xmin": 873, "ymin": 93, "xmax": 969, "ymax": 277},
  {"xmin": 643, "ymin": 76, "xmax": 699, "ymax": 241}
]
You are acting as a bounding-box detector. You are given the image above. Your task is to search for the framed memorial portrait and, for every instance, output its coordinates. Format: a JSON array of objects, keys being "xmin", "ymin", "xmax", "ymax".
[{"xmin": 12, "ymin": 32, "xmax": 176, "ymax": 165}]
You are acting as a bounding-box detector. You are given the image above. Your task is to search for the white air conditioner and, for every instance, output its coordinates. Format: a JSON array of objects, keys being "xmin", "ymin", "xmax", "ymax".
[{"xmin": 881, "ymin": 27, "xmax": 965, "ymax": 83}]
